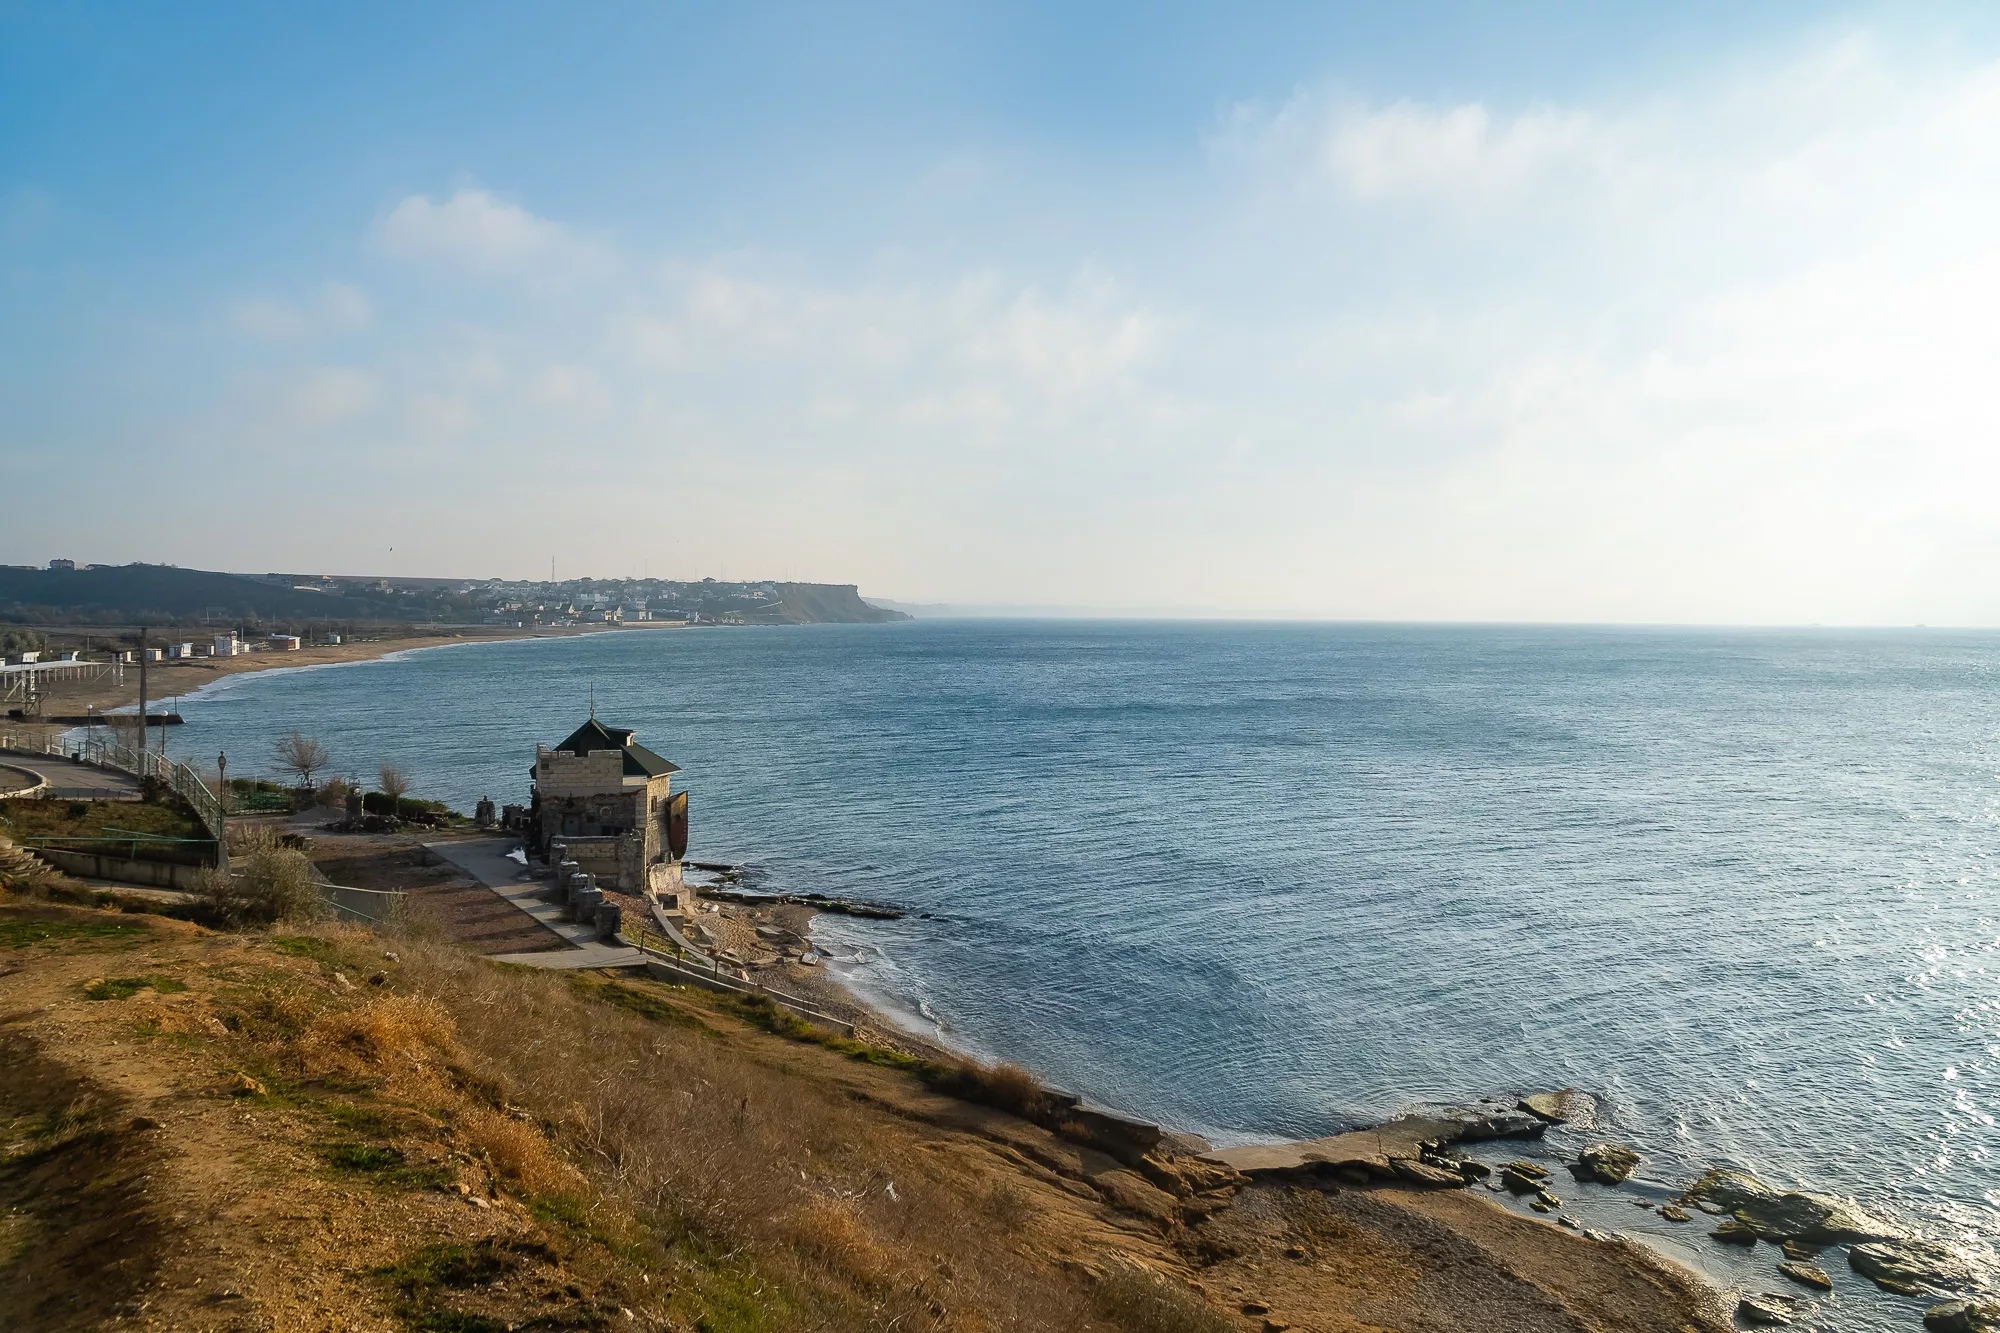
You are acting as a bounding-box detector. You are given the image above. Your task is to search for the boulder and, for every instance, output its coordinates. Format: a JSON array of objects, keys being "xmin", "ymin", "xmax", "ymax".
[
  {"xmin": 1778, "ymin": 1262, "xmax": 1833, "ymax": 1291},
  {"xmin": 1849, "ymin": 1240, "xmax": 1981, "ymax": 1297},
  {"xmin": 1682, "ymin": 1168, "xmax": 1904, "ymax": 1245},
  {"xmin": 1519, "ymin": 1089, "xmax": 1595, "ymax": 1124},
  {"xmin": 1737, "ymin": 1292, "xmax": 1804, "ymax": 1326},
  {"xmin": 1926, "ymin": 1301, "xmax": 2000, "ymax": 1333},
  {"xmin": 1571, "ymin": 1143, "xmax": 1641, "ymax": 1185},
  {"xmin": 1712, "ymin": 1219, "xmax": 1761, "ymax": 1246},
  {"xmin": 1500, "ymin": 1163, "xmax": 1549, "ymax": 1195},
  {"xmin": 1658, "ymin": 1204, "xmax": 1691, "ymax": 1223}
]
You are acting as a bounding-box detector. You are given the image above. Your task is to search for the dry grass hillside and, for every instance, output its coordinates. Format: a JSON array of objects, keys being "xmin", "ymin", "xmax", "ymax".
[{"xmin": 0, "ymin": 880, "xmax": 1729, "ymax": 1333}]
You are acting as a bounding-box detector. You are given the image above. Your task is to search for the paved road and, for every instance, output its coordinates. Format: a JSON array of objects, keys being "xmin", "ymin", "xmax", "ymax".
[
  {"xmin": 426, "ymin": 837, "xmax": 647, "ymax": 970},
  {"xmin": 0, "ymin": 752, "xmax": 141, "ymax": 800}
]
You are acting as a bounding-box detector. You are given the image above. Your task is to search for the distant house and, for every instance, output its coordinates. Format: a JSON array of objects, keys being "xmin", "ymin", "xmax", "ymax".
[
  {"xmin": 213, "ymin": 632, "xmax": 243, "ymax": 657},
  {"xmin": 47, "ymin": 558, "xmax": 75, "ymax": 571},
  {"xmin": 166, "ymin": 642, "xmax": 194, "ymax": 659},
  {"xmin": 266, "ymin": 634, "xmax": 301, "ymax": 651},
  {"xmin": 530, "ymin": 718, "xmax": 687, "ymax": 903}
]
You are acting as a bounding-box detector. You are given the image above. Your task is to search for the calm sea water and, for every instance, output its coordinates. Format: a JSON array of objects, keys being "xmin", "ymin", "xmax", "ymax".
[{"xmin": 163, "ymin": 621, "xmax": 1998, "ymax": 1324}]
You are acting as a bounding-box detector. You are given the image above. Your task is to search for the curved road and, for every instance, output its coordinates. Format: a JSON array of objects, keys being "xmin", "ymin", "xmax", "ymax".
[{"xmin": 0, "ymin": 753, "xmax": 141, "ymax": 800}]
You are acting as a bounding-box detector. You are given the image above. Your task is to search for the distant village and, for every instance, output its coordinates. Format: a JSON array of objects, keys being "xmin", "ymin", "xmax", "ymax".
[
  {"xmin": 0, "ymin": 559, "xmax": 908, "ymax": 635},
  {"xmin": 263, "ymin": 572, "xmax": 802, "ymax": 627}
]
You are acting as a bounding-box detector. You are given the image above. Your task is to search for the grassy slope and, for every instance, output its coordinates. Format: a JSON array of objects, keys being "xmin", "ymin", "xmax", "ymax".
[
  {"xmin": 0, "ymin": 797, "xmax": 212, "ymax": 864},
  {"xmin": 0, "ymin": 896, "xmax": 1729, "ymax": 1333}
]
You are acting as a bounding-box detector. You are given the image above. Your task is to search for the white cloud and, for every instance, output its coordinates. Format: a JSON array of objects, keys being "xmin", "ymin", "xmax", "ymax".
[
  {"xmin": 372, "ymin": 188, "xmax": 607, "ymax": 278},
  {"xmin": 1322, "ymin": 100, "xmax": 1610, "ymax": 201},
  {"xmin": 407, "ymin": 392, "xmax": 475, "ymax": 435},
  {"xmin": 532, "ymin": 363, "xmax": 608, "ymax": 413},
  {"xmin": 289, "ymin": 366, "xmax": 377, "ymax": 426},
  {"xmin": 161, "ymin": 32, "xmax": 2000, "ymax": 617},
  {"xmin": 619, "ymin": 265, "xmax": 1161, "ymax": 426},
  {"xmin": 231, "ymin": 283, "xmax": 373, "ymax": 337}
]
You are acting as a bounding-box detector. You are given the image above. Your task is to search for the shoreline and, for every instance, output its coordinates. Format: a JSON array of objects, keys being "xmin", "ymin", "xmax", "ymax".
[
  {"xmin": 747, "ymin": 897, "xmax": 1969, "ymax": 1331},
  {"xmin": 9, "ymin": 624, "xmax": 675, "ymax": 726},
  {"xmin": 38, "ymin": 632, "xmax": 1929, "ymax": 1330},
  {"xmin": 680, "ymin": 887, "xmax": 1757, "ymax": 1319}
]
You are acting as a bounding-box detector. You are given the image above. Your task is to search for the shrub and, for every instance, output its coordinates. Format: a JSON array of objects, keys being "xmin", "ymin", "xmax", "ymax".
[
  {"xmin": 361, "ymin": 791, "xmax": 456, "ymax": 824},
  {"xmin": 457, "ymin": 1107, "xmax": 584, "ymax": 1196},
  {"xmin": 304, "ymin": 992, "xmax": 456, "ymax": 1067},
  {"xmin": 194, "ymin": 831, "xmax": 325, "ymax": 925},
  {"xmin": 918, "ymin": 1059, "xmax": 1049, "ymax": 1119},
  {"xmin": 1093, "ymin": 1267, "xmax": 1233, "ymax": 1333}
]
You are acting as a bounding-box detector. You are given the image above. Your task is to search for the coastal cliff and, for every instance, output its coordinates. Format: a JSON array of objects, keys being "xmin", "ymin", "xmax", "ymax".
[{"xmin": 770, "ymin": 582, "xmax": 909, "ymax": 624}]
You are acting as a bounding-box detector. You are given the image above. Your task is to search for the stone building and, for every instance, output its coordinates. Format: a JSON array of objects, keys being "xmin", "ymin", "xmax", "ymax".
[{"xmin": 529, "ymin": 718, "xmax": 688, "ymax": 903}]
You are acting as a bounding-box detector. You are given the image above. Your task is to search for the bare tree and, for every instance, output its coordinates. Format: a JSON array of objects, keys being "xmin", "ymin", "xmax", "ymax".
[
  {"xmin": 377, "ymin": 764, "xmax": 409, "ymax": 803},
  {"xmin": 272, "ymin": 731, "xmax": 330, "ymax": 789}
]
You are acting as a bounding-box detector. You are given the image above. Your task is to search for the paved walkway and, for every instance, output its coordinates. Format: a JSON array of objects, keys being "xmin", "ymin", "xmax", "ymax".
[
  {"xmin": 425, "ymin": 837, "xmax": 646, "ymax": 970},
  {"xmin": 0, "ymin": 752, "xmax": 142, "ymax": 800}
]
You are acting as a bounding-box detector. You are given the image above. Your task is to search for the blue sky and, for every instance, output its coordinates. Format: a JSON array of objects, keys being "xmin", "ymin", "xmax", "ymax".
[{"xmin": 6, "ymin": 2, "xmax": 2000, "ymax": 621}]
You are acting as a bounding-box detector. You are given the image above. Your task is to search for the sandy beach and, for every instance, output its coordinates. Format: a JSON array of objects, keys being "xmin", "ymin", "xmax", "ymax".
[{"xmin": 7, "ymin": 623, "xmax": 674, "ymax": 728}]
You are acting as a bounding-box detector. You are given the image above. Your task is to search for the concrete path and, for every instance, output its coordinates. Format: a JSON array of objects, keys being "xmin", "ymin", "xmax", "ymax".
[
  {"xmin": 425, "ymin": 837, "xmax": 646, "ymax": 970},
  {"xmin": 0, "ymin": 752, "xmax": 141, "ymax": 800}
]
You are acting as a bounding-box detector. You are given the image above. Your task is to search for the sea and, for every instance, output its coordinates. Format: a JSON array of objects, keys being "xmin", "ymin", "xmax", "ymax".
[{"xmin": 153, "ymin": 620, "xmax": 1998, "ymax": 1329}]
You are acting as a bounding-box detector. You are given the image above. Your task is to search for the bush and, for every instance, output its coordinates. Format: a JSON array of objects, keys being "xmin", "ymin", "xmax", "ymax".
[
  {"xmin": 195, "ymin": 831, "xmax": 326, "ymax": 925},
  {"xmin": 361, "ymin": 792, "xmax": 455, "ymax": 824},
  {"xmin": 316, "ymin": 776, "xmax": 354, "ymax": 810},
  {"xmin": 1093, "ymin": 1267, "xmax": 1233, "ymax": 1333}
]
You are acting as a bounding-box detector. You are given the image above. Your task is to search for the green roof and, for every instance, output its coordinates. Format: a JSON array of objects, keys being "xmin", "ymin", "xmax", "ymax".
[{"xmin": 551, "ymin": 718, "xmax": 680, "ymax": 778}]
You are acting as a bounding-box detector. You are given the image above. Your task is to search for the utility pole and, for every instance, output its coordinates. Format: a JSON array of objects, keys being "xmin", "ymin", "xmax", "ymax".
[{"xmin": 137, "ymin": 628, "xmax": 148, "ymax": 759}]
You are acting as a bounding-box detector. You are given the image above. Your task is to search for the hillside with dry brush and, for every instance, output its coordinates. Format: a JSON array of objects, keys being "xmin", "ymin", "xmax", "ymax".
[{"xmin": 0, "ymin": 862, "xmax": 1727, "ymax": 1333}]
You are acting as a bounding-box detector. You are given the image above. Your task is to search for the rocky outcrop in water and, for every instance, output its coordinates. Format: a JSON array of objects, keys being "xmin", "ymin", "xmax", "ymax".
[
  {"xmin": 1848, "ymin": 1239, "xmax": 1981, "ymax": 1296},
  {"xmin": 1682, "ymin": 1167, "xmax": 1904, "ymax": 1245},
  {"xmin": 1737, "ymin": 1291, "xmax": 1809, "ymax": 1326},
  {"xmin": 1777, "ymin": 1261, "xmax": 1833, "ymax": 1290},
  {"xmin": 1519, "ymin": 1089, "xmax": 1595, "ymax": 1125},
  {"xmin": 1435, "ymin": 1097, "xmax": 1549, "ymax": 1140},
  {"xmin": 1925, "ymin": 1300, "xmax": 2000, "ymax": 1333},
  {"xmin": 1571, "ymin": 1143, "xmax": 1640, "ymax": 1184},
  {"xmin": 1204, "ymin": 1092, "xmax": 1559, "ymax": 1183}
]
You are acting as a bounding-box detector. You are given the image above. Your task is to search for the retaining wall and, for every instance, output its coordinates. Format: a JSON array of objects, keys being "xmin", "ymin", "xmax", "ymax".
[{"xmin": 34, "ymin": 848, "xmax": 206, "ymax": 891}]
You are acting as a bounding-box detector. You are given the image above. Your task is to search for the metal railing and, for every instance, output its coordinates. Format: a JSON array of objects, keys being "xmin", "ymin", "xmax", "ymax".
[
  {"xmin": 320, "ymin": 883, "xmax": 406, "ymax": 924},
  {"xmin": 622, "ymin": 916, "xmax": 855, "ymax": 1034},
  {"xmin": 0, "ymin": 728, "xmax": 226, "ymax": 868}
]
